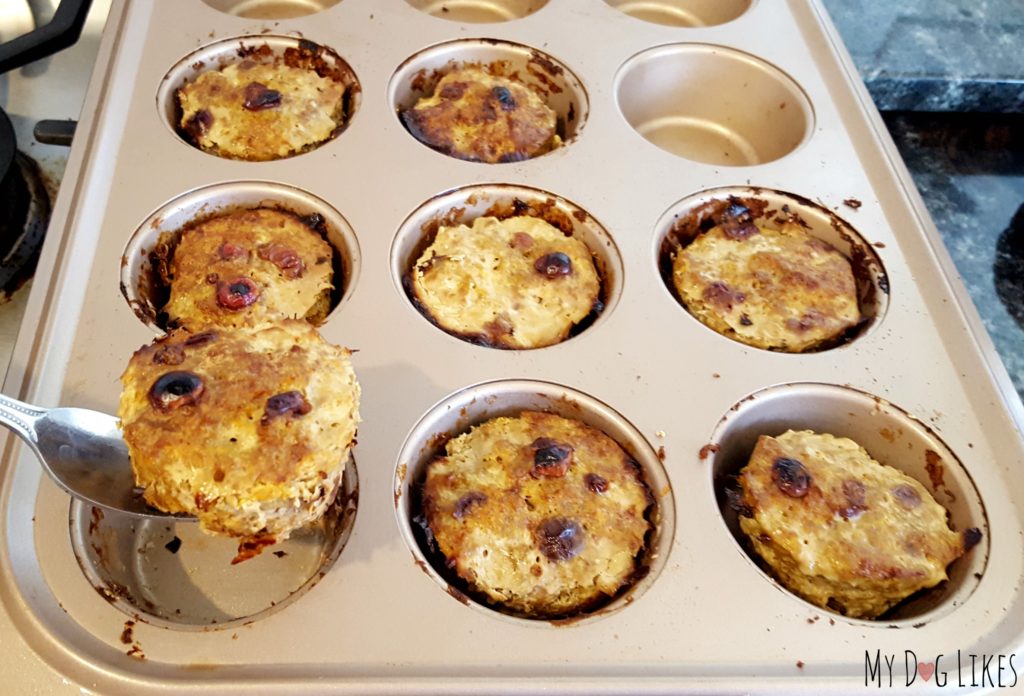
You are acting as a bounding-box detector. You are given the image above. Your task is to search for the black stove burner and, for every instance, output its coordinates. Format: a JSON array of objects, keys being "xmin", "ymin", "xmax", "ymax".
[{"xmin": 0, "ymin": 108, "xmax": 50, "ymax": 297}]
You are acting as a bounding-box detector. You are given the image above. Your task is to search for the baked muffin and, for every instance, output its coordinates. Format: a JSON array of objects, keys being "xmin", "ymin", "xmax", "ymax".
[
  {"xmin": 401, "ymin": 67, "xmax": 560, "ymax": 163},
  {"xmin": 177, "ymin": 44, "xmax": 352, "ymax": 161},
  {"xmin": 672, "ymin": 210, "xmax": 861, "ymax": 351},
  {"xmin": 421, "ymin": 411, "xmax": 652, "ymax": 617},
  {"xmin": 119, "ymin": 321, "xmax": 360, "ymax": 562},
  {"xmin": 737, "ymin": 430, "xmax": 971, "ymax": 619},
  {"xmin": 410, "ymin": 215, "xmax": 601, "ymax": 348},
  {"xmin": 160, "ymin": 208, "xmax": 334, "ymax": 330}
]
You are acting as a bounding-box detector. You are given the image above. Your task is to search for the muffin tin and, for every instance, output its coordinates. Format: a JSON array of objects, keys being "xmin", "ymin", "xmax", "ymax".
[{"xmin": 1, "ymin": 0, "xmax": 1023, "ymax": 692}]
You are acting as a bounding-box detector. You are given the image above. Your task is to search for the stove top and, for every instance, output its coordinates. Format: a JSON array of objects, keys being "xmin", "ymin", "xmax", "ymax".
[{"xmin": 0, "ymin": 0, "xmax": 112, "ymax": 378}]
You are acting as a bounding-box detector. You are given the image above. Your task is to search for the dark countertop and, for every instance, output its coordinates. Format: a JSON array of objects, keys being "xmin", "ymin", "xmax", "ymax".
[
  {"xmin": 822, "ymin": 0, "xmax": 1024, "ymax": 112},
  {"xmin": 824, "ymin": 2, "xmax": 1024, "ymax": 401}
]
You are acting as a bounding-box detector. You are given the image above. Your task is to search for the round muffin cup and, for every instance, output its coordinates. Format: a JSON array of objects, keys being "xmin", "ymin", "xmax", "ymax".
[
  {"xmin": 707, "ymin": 383, "xmax": 989, "ymax": 625},
  {"xmin": 389, "ymin": 39, "xmax": 587, "ymax": 162},
  {"xmin": 70, "ymin": 458, "xmax": 358, "ymax": 629},
  {"xmin": 391, "ymin": 183, "xmax": 621, "ymax": 349},
  {"xmin": 200, "ymin": 0, "xmax": 341, "ymax": 18},
  {"xmin": 120, "ymin": 181, "xmax": 360, "ymax": 333},
  {"xmin": 614, "ymin": 44, "xmax": 812, "ymax": 166},
  {"xmin": 404, "ymin": 0, "xmax": 550, "ymax": 23},
  {"xmin": 603, "ymin": 0, "xmax": 753, "ymax": 27},
  {"xmin": 156, "ymin": 35, "xmax": 360, "ymax": 160},
  {"xmin": 655, "ymin": 186, "xmax": 889, "ymax": 352},
  {"xmin": 395, "ymin": 379, "xmax": 675, "ymax": 624}
]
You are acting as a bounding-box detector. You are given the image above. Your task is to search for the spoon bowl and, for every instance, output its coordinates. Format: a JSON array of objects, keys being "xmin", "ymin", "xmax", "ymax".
[{"xmin": 0, "ymin": 393, "xmax": 189, "ymax": 519}]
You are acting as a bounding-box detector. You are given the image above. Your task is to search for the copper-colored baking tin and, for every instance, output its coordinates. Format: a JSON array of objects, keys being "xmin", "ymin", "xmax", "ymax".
[
  {"xmin": 201, "ymin": 0, "xmax": 343, "ymax": 19},
  {"xmin": 1, "ymin": 0, "xmax": 1022, "ymax": 692},
  {"xmin": 404, "ymin": 0, "xmax": 550, "ymax": 24},
  {"xmin": 603, "ymin": 0, "xmax": 753, "ymax": 27}
]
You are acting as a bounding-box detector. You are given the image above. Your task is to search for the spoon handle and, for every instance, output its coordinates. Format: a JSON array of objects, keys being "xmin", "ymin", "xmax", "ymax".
[{"xmin": 0, "ymin": 394, "xmax": 44, "ymax": 447}]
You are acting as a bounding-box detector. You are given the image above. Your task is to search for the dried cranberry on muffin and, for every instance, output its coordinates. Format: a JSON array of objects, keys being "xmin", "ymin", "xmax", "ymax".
[
  {"xmin": 422, "ymin": 411, "xmax": 652, "ymax": 617},
  {"xmin": 401, "ymin": 67, "xmax": 560, "ymax": 163},
  {"xmin": 410, "ymin": 215, "xmax": 601, "ymax": 348},
  {"xmin": 737, "ymin": 430, "xmax": 973, "ymax": 619},
  {"xmin": 160, "ymin": 208, "xmax": 334, "ymax": 330},
  {"xmin": 177, "ymin": 42, "xmax": 354, "ymax": 161},
  {"xmin": 672, "ymin": 203, "xmax": 861, "ymax": 351},
  {"xmin": 118, "ymin": 321, "xmax": 360, "ymax": 562}
]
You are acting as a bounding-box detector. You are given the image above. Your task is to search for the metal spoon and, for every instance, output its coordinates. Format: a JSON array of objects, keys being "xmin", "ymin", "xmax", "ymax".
[{"xmin": 0, "ymin": 393, "xmax": 183, "ymax": 518}]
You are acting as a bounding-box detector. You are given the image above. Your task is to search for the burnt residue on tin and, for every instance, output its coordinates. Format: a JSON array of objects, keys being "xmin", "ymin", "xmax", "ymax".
[
  {"xmin": 658, "ymin": 190, "xmax": 889, "ymax": 352},
  {"xmin": 120, "ymin": 619, "xmax": 136, "ymax": 645},
  {"xmin": 171, "ymin": 38, "xmax": 360, "ymax": 157},
  {"xmin": 401, "ymin": 193, "xmax": 611, "ymax": 349},
  {"xmin": 132, "ymin": 205, "xmax": 345, "ymax": 332},
  {"xmin": 924, "ymin": 449, "xmax": 957, "ymax": 503}
]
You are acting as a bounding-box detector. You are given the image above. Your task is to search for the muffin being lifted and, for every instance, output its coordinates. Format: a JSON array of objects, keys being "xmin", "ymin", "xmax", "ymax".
[
  {"xmin": 421, "ymin": 411, "xmax": 652, "ymax": 618},
  {"xmin": 119, "ymin": 321, "xmax": 360, "ymax": 562},
  {"xmin": 410, "ymin": 215, "xmax": 601, "ymax": 349},
  {"xmin": 159, "ymin": 208, "xmax": 334, "ymax": 331},
  {"xmin": 736, "ymin": 430, "xmax": 975, "ymax": 619},
  {"xmin": 401, "ymin": 67, "xmax": 560, "ymax": 163}
]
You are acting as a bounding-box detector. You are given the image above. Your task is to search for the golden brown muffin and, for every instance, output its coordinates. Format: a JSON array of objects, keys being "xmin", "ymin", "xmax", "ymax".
[
  {"xmin": 177, "ymin": 45, "xmax": 351, "ymax": 161},
  {"xmin": 401, "ymin": 67, "xmax": 560, "ymax": 163},
  {"xmin": 161, "ymin": 208, "xmax": 334, "ymax": 330},
  {"xmin": 672, "ymin": 219, "xmax": 861, "ymax": 351},
  {"xmin": 119, "ymin": 321, "xmax": 360, "ymax": 562},
  {"xmin": 737, "ymin": 430, "xmax": 970, "ymax": 619},
  {"xmin": 410, "ymin": 216, "xmax": 601, "ymax": 349},
  {"xmin": 422, "ymin": 411, "xmax": 652, "ymax": 617}
]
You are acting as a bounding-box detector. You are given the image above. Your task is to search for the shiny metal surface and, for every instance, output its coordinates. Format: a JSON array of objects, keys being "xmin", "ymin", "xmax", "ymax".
[
  {"xmin": 0, "ymin": 0, "xmax": 1022, "ymax": 693},
  {"xmin": 0, "ymin": 393, "xmax": 174, "ymax": 517}
]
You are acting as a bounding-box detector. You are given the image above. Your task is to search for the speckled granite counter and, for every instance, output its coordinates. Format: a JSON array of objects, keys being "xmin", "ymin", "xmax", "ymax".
[
  {"xmin": 823, "ymin": 0, "xmax": 1024, "ymax": 112},
  {"xmin": 879, "ymin": 113, "xmax": 1024, "ymax": 400},
  {"xmin": 824, "ymin": 1, "xmax": 1024, "ymax": 401}
]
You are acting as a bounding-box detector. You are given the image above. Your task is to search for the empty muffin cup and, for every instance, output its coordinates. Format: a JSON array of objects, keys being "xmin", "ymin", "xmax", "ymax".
[
  {"xmin": 200, "ymin": 0, "xmax": 341, "ymax": 18},
  {"xmin": 395, "ymin": 379, "xmax": 674, "ymax": 623},
  {"xmin": 389, "ymin": 39, "xmax": 587, "ymax": 162},
  {"xmin": 391, "ymin": 183, "xmax": 621, "ymax": 349},
  {"xmin": 404, "ymin": 0, "xmax": 549, "ymax": 23},
  {"xmin": 655, "ymin": 186, "xmax": 888, "ymax": 351},
  {"xmin": 603, "ymin": 0, "xmax": 752, "ymax": 27},
  {"xmin": 615, "ymin": 44, "xmax": 812, "ymax": 165},
  {"xmin": 707, "ymin": 383, "xmax": 988, "ymax": 624},
  {"xmin": 120, "ymin": 181, "xmax": 360, "ymax": 332},
  {"xmin": 157, "ymin": 35, "xmax": 360, "ymax": 160},
  {"xmin": 71, "ymin": 458, "xmax": 358, "ymax": 628}
]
